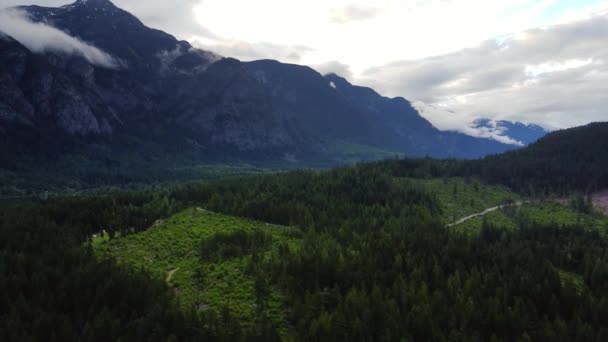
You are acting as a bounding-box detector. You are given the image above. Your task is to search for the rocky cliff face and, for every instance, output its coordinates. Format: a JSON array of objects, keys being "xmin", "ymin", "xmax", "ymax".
[
  {"xmin": 0, "ymin": 35, "xmax": 117, "ymax": 136},
  {"xmin": 1, "ymin": 0, "xmax": 517, "ymax": 170}
]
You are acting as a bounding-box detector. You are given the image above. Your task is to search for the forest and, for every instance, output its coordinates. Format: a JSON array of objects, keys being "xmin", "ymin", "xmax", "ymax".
[
  {"xmin": 2, "ymin": 153, "xmax": 608, "ymax": 341},
  {"xmin": 369, "ymin": 122, "xmax": 608, "ymax": 196}
]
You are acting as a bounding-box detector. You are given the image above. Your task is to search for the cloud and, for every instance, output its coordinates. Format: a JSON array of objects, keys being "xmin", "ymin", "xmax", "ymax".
[
  {"xmin": 0, "ymin": 9, "xmax": 120, "ymax": 68},
  {"xmin": 192, "ymin": 39, "xmax": 313, "ymax": 64},
  {"xmin": 360, "ymin": 12, "xmax": 608, "ymax": 132},
  {"xmin": 109, "ymin": 0, "xmax": 218, "ymax": 40},
  {"xmin": 412, "ymin": 102, "xmax": 524, "ymax": 145},
  {"xmin": 312, "ymin": 61, "xmax": 354, "ymax": 79},
  {"xmin": 330, "ymin": 4, "xmax": 380, "ymax": 24}
]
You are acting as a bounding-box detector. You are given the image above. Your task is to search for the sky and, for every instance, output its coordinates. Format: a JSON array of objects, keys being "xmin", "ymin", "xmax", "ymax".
[{"xmin": 2, "ymin": 0, "xmax": 608, "ymax": 134}]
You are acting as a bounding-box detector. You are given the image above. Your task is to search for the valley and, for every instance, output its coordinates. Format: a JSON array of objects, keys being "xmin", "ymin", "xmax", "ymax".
[
  {"xmin": 1, "ymin": 1, "xmax": 608, "ymax": 341},
  {"xmin": 3, "ymin": 143, "xmax": 608, "ymax": 340},
  {"xmin": 82, "ymin": 172, "xmax": 608, "ymax": 340}
]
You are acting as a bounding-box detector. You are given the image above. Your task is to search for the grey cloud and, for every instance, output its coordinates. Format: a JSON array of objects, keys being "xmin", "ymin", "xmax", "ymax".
[
  {"xmin": 313, "ymin": 61, "xmax": 353, "ymax": 79},
  {"xmin": 0, "ymin": 9, "xmax": 120, "ymax": 68},
  {"xmin": 110, "ymin": 0, "xmax": 218, "ymax": 40},
  {"xmin": 193, "ymin": 39, "xmax": 314, "ymax": 64},
  {"xmin": 331, "ymin": 4, "xmax": 380, "ymax": 24},
  {"xmin": 360, "ymin": 13, "xmax": 608, "ymax": 131}
]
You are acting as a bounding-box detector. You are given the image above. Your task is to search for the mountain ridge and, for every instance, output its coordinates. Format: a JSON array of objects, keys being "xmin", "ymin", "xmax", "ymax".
[
  {"xmin": 0, "ymin": 0, "xmax": 523, "ymax": 192},
  {"xmin": 473, "ymin": 118, "xmax": 548, "ymax": 145}
]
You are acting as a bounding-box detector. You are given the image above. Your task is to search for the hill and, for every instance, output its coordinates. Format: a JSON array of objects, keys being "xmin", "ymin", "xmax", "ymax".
[
  {"xmin": 471, "ymin": 122, "xmax": 608, "ymax": 194},
  {"xmin": 369, "ymin": 122, "xmax": 608, "ymax": 196}
]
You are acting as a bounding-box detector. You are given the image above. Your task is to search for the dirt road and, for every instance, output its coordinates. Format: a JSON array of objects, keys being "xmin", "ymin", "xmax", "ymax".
[{"xmin": 446, "ymin": 201, "xmax": 525, "ymax": 228}]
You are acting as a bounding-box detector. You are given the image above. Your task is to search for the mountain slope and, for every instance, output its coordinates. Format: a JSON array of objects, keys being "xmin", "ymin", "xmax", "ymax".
[
  {"xmin": 326, "ymin": 74, "xmax": 518, "ymax": 158},
  {"xmin": 0, "ymin": 0, "xmax": 518, "ymax": 192},
  {"xmin": 471, "ymin": 122, "xmax": 608, "ymax": 194}
]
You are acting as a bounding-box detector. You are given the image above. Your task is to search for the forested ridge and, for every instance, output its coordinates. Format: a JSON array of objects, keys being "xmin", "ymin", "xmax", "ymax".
[
  {"xmin": 350, "ymin": 122, "xmax": 608, "ymax": 198},
  {"xmin": 472, "ymin": 122, "xmax": 608, "ymax": 194}
]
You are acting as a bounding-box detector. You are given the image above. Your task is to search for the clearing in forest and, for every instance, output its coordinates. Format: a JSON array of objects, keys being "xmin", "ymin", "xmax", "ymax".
[
  {"xmin": 453, "ymin": 202, "xmax": 608, "ymax": 236},
  {"xmin": 92, "ymin": 208, "xmax": 301, "ymax": 334},
  {"xmin": 398, "ymin": 177, "xmax": 520, "ymax": 223}
]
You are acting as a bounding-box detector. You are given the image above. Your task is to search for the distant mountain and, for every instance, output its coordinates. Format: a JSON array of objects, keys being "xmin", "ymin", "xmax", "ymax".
[
  {"xmin": 0, "ymin": 0, "xmax": 518, "ymax": 191},
  {"xmin": 413, "ymin": 102, "xmax": 547, "ymax": 146},
  {"xmin": 324, "ymin": 74, "xmax": 516, "ymax": 158},
  {"xmin": 473, "ymin": 119, "xmax": 548, "ymax": 145}
]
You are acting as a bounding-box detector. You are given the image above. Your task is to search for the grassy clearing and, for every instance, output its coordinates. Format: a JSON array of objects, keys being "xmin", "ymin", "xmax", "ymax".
[
  {"xmin": 452, "ymin": 210, "xmax": 518, "ymax": 237},
  {"xmin": 557, "ymin": 269, "xmax": 586, "ymax": 296},
  {"xmin": 399, "ymin": 177, "xmax": 520, "ymax": 223},
  {"xmin": 453, "ymin": 202, "xmax": 608, "ymax": 236},
  {"xmin": 519, "ymin": 202, "xmax": 608, "ymax": 230},
  {"xmin": 93, "ymin": 208, "xmax": 301, "ymax": 335}
]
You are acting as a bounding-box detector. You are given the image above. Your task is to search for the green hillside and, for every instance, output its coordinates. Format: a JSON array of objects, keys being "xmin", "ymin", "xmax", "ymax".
[{"xmin": 93, "ymin": 209, "xmax": 301, "ymax": 337}]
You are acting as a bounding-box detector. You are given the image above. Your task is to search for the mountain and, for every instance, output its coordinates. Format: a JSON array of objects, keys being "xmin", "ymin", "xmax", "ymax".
[
  {"xmin": 473, "ymin": 119, "xmax": 548, "ymax": 145},
  {"xmin": 0, "ymin": 0, "xmax": 517, "ymax": 191},
  {"xmin": 325, "ymin": 74, "xmax": 518, "ymax": 158}
]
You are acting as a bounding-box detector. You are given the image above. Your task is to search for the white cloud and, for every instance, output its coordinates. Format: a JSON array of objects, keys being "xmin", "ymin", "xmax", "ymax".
[
  {"xmin": 525, "ymin": 59, "xmax": 593, "ymax": 77},
  {"xmin": 312, "ymin": 61, "xmax": 354, "ymax": 79},
  {"xmin": 330, "ymin": 4, "xmax": 380, "ymax": 24},
  {"xmin": 360, "ymin": 12, "xmax": 608, "ymax": 131},
  {"xmin": 0, "ymin": 9, "xmax": 120, "ymax": 68},
  {"xmin": 191, "ymin": 39, "xmax": 313, "ymax": 64},
  {"xmin": 413, "ymin": 102, "xmax": 525, "ymax": 145}
]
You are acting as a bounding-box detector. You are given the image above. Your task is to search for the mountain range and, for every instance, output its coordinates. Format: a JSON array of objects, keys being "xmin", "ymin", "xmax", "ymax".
[
  {"xmin": 473, "ymin": 119, "xmax": 547, "ymax": 145},
  {"xmin": 0, "ymin": 0, "xmax": 547, "ymax": 191}
]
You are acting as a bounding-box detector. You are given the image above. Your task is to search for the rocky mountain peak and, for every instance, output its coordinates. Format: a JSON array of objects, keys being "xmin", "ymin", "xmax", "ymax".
[
  {"xmin": 58, "ymin": 0, "xmax": 132, "ymax": 20},
  {"xmin": 69, "ymin": 0, "xmax": 117, "ymax": 10}
]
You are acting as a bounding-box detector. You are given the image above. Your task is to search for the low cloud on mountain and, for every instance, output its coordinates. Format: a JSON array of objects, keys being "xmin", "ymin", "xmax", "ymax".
[
  {"xmin": 313, "ymin": 61, "xmax": 354, "ymax": 80},
  {"xmin": 0, "ymin": 9, "xmax": 120, "ymax": 68},
  {"xmin": 192, "ymin": 39, "xmax": 314, "ymax": 64}
]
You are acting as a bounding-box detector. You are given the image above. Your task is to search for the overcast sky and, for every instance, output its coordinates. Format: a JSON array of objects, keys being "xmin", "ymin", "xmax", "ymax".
[{"xmin": 3, "ymin": 0, "xmax": 608, "ymax": 132}]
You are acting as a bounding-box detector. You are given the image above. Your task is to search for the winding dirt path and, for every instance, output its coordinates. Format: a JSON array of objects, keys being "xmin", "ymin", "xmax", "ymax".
[
  {"xmin": 446, "ymin": 201, "xmax": 526, "ymax": 228},
  {"xmin": 166, "ymin": 268, "xmax": 179, "ymax": 283}
]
